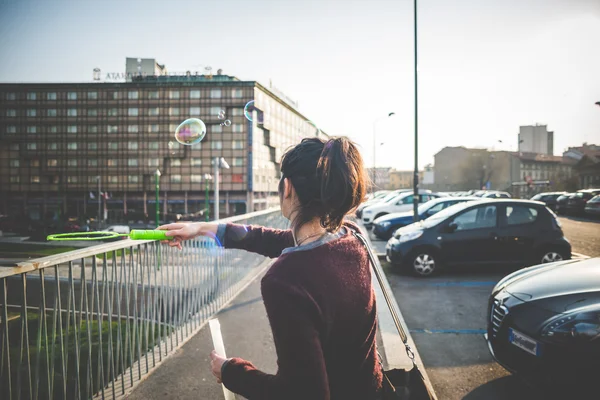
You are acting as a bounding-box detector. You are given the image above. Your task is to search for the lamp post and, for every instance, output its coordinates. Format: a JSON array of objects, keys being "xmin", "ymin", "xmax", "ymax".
[
  {"xmin": 204, "ymin": 173, "xmax": 212, "ymax": 221},
  {"xmin": 214, "ymin": 157, "xmax": 230, "ymax": 221},
  {"xmin": 372, "ymin": 112, "xmax": 395, "ymax": 192},
  {"xmin": 412, "ymin": 0, "xmax": 419, "ymax": 222},
  {"xmin": 154, "ymin": 169, "xmax": 161, "ymax": 227},
  {"xmin": 97, "ymin": 176, "xmax": 101, "ymax": 229}
]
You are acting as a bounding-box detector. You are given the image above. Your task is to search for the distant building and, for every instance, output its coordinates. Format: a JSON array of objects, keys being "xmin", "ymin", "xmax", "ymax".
[
  {"xmin": 563, "ymin": 143, "xmax": 600, "ymax": 162},
  {"xmin": 124, "ymin": 58, "xmax": 167, "ymax": 82},
  {"xmin": 518, "ymin": 125, "xmax": 553, "ymax": 155},
  {"xmin": 573, "ymin": 154, "xmax": 600, "ymax": 189},
  {"xmin": 389, "ymin": 170, "xmax": 423, "ymax": 189},
  {"xmin": 422, "ymin": 164, "xmax": 434, "ymax": 186},
  {"xmin": 367, "ymin": 167, "xmax": 392, "ymax": 191}
]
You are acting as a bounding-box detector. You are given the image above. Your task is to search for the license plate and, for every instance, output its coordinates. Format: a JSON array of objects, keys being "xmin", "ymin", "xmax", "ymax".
[{"xmin": 508, "ymin": 328, "xmax": 541, "ymax": 356}]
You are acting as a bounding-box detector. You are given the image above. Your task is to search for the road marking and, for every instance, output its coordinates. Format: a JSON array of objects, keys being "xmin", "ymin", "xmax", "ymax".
[
  {"xmin": 410, "ymin": 329, "xmax": 487, "ymax": 334},
  {"xmin": 572, "ymin": 252, "xmax": 591, "ymax": 259}
]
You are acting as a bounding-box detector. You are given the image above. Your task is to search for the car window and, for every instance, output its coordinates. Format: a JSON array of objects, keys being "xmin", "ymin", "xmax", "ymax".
[
  {"xmin": 531, "ymin": 194, "xmax": 543, "ymax": 201},
  {"xmin": 427, "ymin": 202, "xmax": 446, "ymax": 214},
  {"xmin": 419, "ymin": 194, "xmax": 430, "ymax": 202},
  {"xmin": 452, "ymin": 205, "xmax": 497, "ymax": 231},
  {"xmin": 399, "ymin": 195, "xmax": 413, "ymax": 205},
  {"xmin": 505, "ymin": 205, "xmax": 538, "ymax": 225}
]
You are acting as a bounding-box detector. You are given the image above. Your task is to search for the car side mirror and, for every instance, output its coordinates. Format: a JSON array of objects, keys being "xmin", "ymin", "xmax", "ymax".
[{"xmin": 445, "ymin": 222, "xmax": 458, "ymax": 233}]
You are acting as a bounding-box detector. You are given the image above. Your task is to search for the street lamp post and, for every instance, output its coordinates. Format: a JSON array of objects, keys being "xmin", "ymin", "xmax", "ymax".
[
  {"xmin": 412, "ymin": 0, "xmax": 419, "ymax": 222},
  {"xmin": 204, "ymin": 173, "xmax": 212, "ymax": 221},
  {"xmin": 97, "ymin": 176, "xmax": 101, "ymax": 229},
  {"xmin": 372, "ymin": 112, "xmax": 395, "ymax": 193},
  {"xmin": 214, "ymin": 157, "xmax": 230, "ymax": 221},
  {"xmin": 154, "ymin": 169, "xmax": 161, "ymax": 227}
]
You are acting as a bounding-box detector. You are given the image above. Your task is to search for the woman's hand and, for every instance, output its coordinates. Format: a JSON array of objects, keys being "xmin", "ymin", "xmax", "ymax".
[
  {"xmin": 157, "ymin": 222, "xmax": 219, "ymax": 250},
  {"xmin": 210, "ymin": 350, "xmax": 228, "ymax": 384}
]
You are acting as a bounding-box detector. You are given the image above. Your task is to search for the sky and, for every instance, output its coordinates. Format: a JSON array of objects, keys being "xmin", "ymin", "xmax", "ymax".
[{"xmin": 1, "ymin": 0, "xmax": 599, "ymax": 170}]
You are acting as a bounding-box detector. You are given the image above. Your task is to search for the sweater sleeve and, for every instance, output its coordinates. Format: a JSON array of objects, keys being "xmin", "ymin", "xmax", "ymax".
[
  {"xmin": 218, "ymin": 223, "xmax": 295, "ymax": 259},
  {"xmin": 221, "ymin": 275, "xmax": 330, "ymax": 400}
]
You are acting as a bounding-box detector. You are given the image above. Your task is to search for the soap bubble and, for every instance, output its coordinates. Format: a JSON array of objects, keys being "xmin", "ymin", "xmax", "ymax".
[
  {"xmin": 220, "ymin": 119, "xmax": 231, "ymax": 127},
  {"xmin": 174, "ymin": 118, "xmax": 206, "ymax": 146},
  {"xmin": 244, "ymin": 100, "xmax": 256, "ymax": 121}
]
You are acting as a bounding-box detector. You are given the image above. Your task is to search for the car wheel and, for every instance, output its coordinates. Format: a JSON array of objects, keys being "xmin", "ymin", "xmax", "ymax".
[
  {"xmin": 407, "ymin": 250, "xmax": 438, "ymax": 277},
  {"xmin": 540, "ymin": 250, "xmax": 564, "ymax": 264}
]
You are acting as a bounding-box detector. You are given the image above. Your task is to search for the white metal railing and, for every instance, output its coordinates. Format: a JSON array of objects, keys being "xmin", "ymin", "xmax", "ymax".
[{"xmin": 0, "ymin": 209, "xmax": 288, "ymax": 400}]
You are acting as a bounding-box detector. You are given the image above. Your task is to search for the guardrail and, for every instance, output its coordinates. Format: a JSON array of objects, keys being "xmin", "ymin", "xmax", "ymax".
[{"xmin": 0, "ymin": 209, "xmax": 288, "ymax": 400}]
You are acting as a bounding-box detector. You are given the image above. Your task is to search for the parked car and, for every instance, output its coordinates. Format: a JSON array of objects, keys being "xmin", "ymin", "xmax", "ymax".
[
  {"xmin": 566, "ymin": 189, "xmax": 600, "ymax": 215},
  {"xmin": 486, "ymin": 257, "xmax": 600, "ymax": 393},
  {"xmin": 356, "ymin": 189, "xmax": 412, "ymax": 218},
  {"xmin": 372, "ymin": 197, "xmax": 479, "ymax": 240},
  {"xmin": 362, "ymin": 190, "xmax": 440, "ymax": 228},
  {"xmin": 482, "ymin": 191, "xmax": 511, "ymax": 199},
  {"xmin": 555, "ymin": 193, "xmax": 573, "ymax": 215},
  {"xmin": 385, "ymin": 199, "xmax": 571, "ymax": 276},
  {"xmin": 584, "ymin": 195, "xmax": 600, "ymax": 217},
  {"xmin": 530, "ymin": 192, "xmax": 567, "ymax": 212},
  {"xmin": 365, "ymin": 190, "xmax": 391, "ymax": 202}
]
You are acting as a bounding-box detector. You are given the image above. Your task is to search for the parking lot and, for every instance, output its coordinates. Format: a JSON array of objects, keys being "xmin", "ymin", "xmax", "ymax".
[{"xmin": 369, "ymin": 216, "xmax": 599, "ymax": 400}]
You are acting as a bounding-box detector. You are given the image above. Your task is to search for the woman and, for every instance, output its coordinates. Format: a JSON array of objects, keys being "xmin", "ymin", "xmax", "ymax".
[{"xmin": 158, "ymin": 137, "xmax": 382, "ymax": 399}]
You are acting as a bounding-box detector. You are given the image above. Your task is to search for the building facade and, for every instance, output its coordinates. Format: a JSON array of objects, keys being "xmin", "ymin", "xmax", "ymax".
[
  {"xmin": 518, "ymin": 125, "xmax": 553, "ymax": 155},
  {"xmin": 0, "ymin": 73, "xmax": 325, "ymax": 226}
]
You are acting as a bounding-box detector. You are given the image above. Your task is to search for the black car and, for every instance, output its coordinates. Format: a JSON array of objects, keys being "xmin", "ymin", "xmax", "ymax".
[
  {"xmin": 555, "ymin": 193, "xmax": 573, "ymax": 215},
  {"xmin": 372, "ymin": 197, "xmax": 478, "ymax": 240},
  {"xmin": 486, "ymin": 258, "xmax": 600, "ymax": 393},
  {"xmin": 530, "ymin": 191, "xmax": 567, "ymax": 212},
  {"xmin": 385, "ymin": 199, "xmax": 571, "ymax": 276},
  {"xmin": 566, "ymin": 189, "xmax": 600, "ymax": 215}
]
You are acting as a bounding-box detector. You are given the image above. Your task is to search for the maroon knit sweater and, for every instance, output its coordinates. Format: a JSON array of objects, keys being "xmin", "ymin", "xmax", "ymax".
[{"xmin": 220, "ymin": 221, "xmax": 382, "ymax": 400}]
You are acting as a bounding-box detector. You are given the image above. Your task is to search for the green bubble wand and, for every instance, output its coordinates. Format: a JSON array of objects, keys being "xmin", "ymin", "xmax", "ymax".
[{"xmin": 47, "ymin": 230, "xmax": 172, "ymax": 241}]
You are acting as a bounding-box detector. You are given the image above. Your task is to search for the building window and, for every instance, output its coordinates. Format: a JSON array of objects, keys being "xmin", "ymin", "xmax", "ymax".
[
  {"xmin": 67, "ymin": 92, "xmax": 77, "ymax": 100},
  {"xmin": 7, "ymin": 125, "xmax": 17, "ymax": 134},
  {"xmin": 108, "ymin": 143, "xmax": 118, "ymax": 150},
  {"xmin": 232, "ymin": 124, "xmax": 243, "ymax": 133},
  {"xmin": 231, "ymin": 108, "xmax": 243, "ymax": 116},
  {"xmin": 49, "ymin": 126, "xmax": 57, "ymax": 133},
  {"xmin": 47, "ymin": 92, "xmax": 57, "ymax": 101},
  {"xmin": 210, "ymin": 89, "xmax": 222, "ymax": 99},
  {"xmin": 87, "ymin": 109, "xmax": 97, "ymax": 117},
  {"xmin": 169, "ymin": 107, "xmax": 180, "ymax": 116},
  {"xmin": 128, "ymin": 159, "xmax": 138, "ymax": 166},
  {"xmin": 30, "ymin": 159, "xmax": 40, "ymax": 167},
  {"xmin": 67, "ymin": 142, "xmax": 77, "ymax": 150},
  {"xmin": 148, "ymin": 159, "xmax": 159, "ymax": 167},
  {"xmin": 89, "ymin": 126, "xmax": 98, "ymax": 133},
  {"xmin": 67, "ymin": 125, "xmax": 77, "ymax": 133},
  {"xmin": 171, "ymin": 175, "xmax": 182, "ymax": 183},
  {"xmin": 68, "ymin": 160, "xmax": 78, "ymax": 167},
  {"xmin": 88, "ymin": 91, "xmax": 98, "ymax": 100},
  {"xmin": 210, "ymin": 107, "xmax": 221, "ymax": 116},
  {"xmin": 169, "ymin": 90, "xmax": 180, "ymax": 99},
  {"xmin": 148, "ymin": 91, "xmax": 159, "ymax": 99},
  {"xmin": 9, "ymin": 160, "xmax": 20, "ymax": 167},
  {"xmin": 88, "ymin": 159, "xmax": 98, "ymax": 167},
  {"xmin": 128, "ymin": 176, "xmax": 139, "ymax": 183},
  {"xmin": 27, "ymin": 92, "xmax": 37, "ymax": 100},
  {"xmin": 149, "ymin": 108, "xmax": 159, "ymax": 116},
  {"xmin": 108, "ymin": 108, "xmax": 118, "ymax": 117},
  {"xmin": 128, "ymin": 141, "xmax": 138, "ymax": 150},
  {"xmin": 211, "ymin": 141, "xmax": 223, "ymax": 150},
  {"xmin": 107, "ymin": 159, "xmax": 118, "ymax": 166},
  {"xmin": 149, "ymin": 124, "xmax": 159, "ymax": 133},
  {"xmin": 111, "ymin": 92, "xmax": 120, "ymax": 100},
  {"xmin": 9, "ymin": 143, "xmax": 18, "ymax": 150},
  {"xmin": 232, "ymin": 157, "xmax": 244, "ymax": 167},
  {"xmin": 31, "ymin": 176, "xmax": 40, "ymax": 184},
  {"xmin": 27, "ymin": 109, "xmax": 37, "ymax": 117},
  {"xmin": 46, "ymin": 109, "xmax": 57, "ymax": 117},
  {"xmin": 212, "ymin": 124, "xmax": 223, "ymax": 133},
  {"xmin": 191, "ymin": 174, "xmax": 202, "ymax": 183},
  {"xmin": 6, "ymin": 92, "xmax": 16, "ymax": 100},
  {"xmin": 191, "ymin": 158, "xmax": 202, "ymax": 166},
  {"xmin": 128, "ymin": 125, "xmax": 138, "ymax": 133},
  {"xmin": 149, "ymin": 141, "xmax": 159, "ymax": 150},
  {"xmin": 189, "ymin": 106, "xmax": 201, "ymax": 115},
  {"xmin": 10, "ymin": 176, "xmax": 20, "ymax": 183},
  {"xmin": 47, "ymin": 143, "xmax": 57, "ymax": 150},
  {"xmin": 232, "ymin": 89, "xmax": 243, "ymax": 98},
  {"xmin": 107, "ymin": 125, "xmax": 118, "ymax": 133},
  {"xmin": 27, "ymin": 126, "xmax": 37, "ymax": 134},
  {"xmin": 27, "ymin": 143, "xmax": 37, "ymax": 150},
  {"xmin": 171, "ymin": 159, "xmax": 181, "ymax": 167},
  {"xmin": 128, "ymin": 91, "xmax": 139, "ymax": 100},
  {"xmin": 6, "ymin": 109, "xmax": 16, "ymax": 117},
  {"xmin": 67, "ymin": 108, "xmax": 77, "ymax": 117},
  {"xmin": 190, "ymin": 90, "xmax": 201, "ymax": 99},
  {"xmin": 109, "ymin": 176, "xmax": 118, "ymax": 183},
  {"xmin": 232, "ymin": 140, "xmax": 244, "ymax": 149},
  {"xmin": 67, "ymin": 176, "xmax": 78, "ymax": 183},
  {"xmin": 47, "ymin": 159, "xmax": 58, "ymax": 167},
  {"xmin": 128, "ymin": 107, "xmax": 139, "ymax": 116}
]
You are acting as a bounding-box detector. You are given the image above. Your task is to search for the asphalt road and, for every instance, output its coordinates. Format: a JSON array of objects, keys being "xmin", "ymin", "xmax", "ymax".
[{"xmin": 369, "ymin": 216, "xmax": 599, "ymax": 400}]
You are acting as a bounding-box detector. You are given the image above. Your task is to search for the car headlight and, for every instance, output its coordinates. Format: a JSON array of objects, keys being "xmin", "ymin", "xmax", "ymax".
[
  {"xmin": 398, "ymin": 230, "xmax": 423, "ymax": 243},
  {"xmin": 378, "ymin": 221, "xmax": 391, "ymax": 228},
  {"xmin": 541, "ymin": 310, "xmax": 600, "ymax": 342}
]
